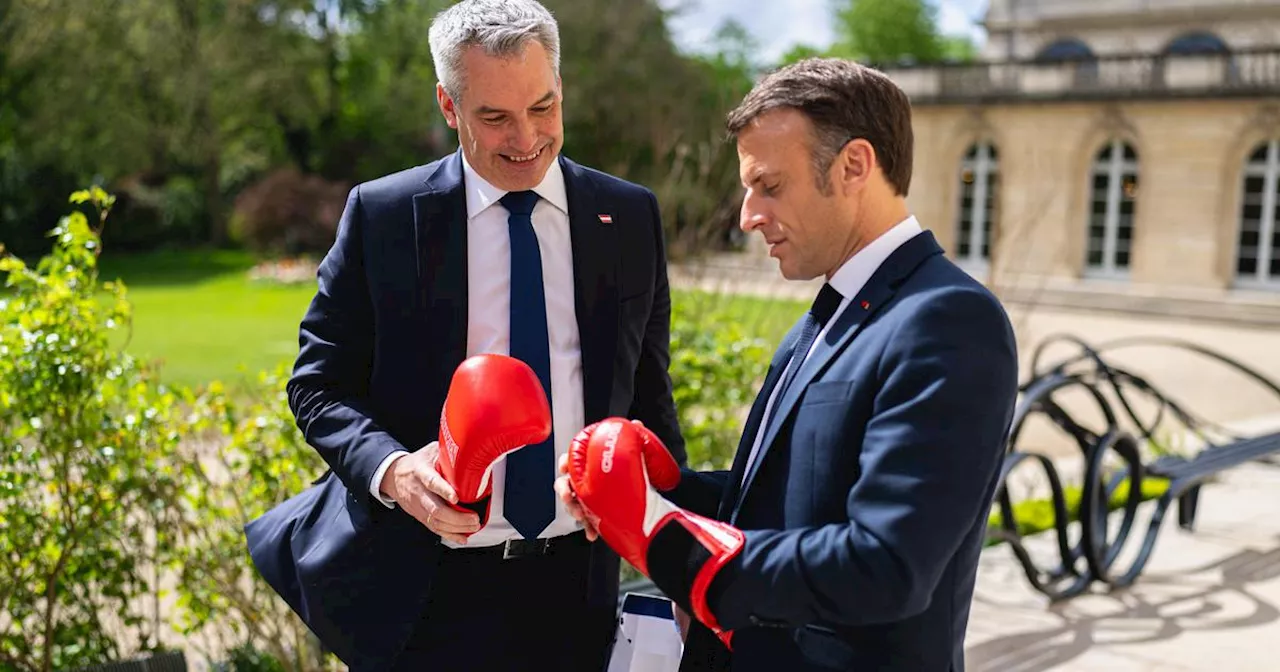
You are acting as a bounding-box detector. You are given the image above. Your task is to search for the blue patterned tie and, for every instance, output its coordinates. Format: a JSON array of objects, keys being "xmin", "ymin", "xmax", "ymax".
[
  {"xmin": 767, "ymin": 283, "xmax": 843, "ymax": 424},
  {"xmin": 500, "ymin": 190, "xmax": 556, "ymax": 539}
]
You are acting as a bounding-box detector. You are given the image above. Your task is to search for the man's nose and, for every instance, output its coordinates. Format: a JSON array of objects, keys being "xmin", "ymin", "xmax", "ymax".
[
  {"xmin": 739, "ymin": 195, "xmax": 768, "ymax": 233},
  {"xmin": 510, "ymin": 116, "xmax": 539, "ymax": 153}
]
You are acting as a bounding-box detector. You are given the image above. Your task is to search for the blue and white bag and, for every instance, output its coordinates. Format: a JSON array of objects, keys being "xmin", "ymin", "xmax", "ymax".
[{"xmin": 606, "ymin": 593, "xmax": 685, "ymax": 672}]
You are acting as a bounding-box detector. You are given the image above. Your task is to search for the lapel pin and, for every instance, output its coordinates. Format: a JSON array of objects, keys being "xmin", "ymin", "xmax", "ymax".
[
  {"xmin": 598, "ymin": 214, "xmax": 613, "ymax": 224},
  {"xmin": 861, "ymin": 301, "xmax": 871, "ymax": 310}
]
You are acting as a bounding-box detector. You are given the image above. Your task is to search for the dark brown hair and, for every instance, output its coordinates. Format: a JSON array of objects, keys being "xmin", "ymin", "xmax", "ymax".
[{"xmin": 726, "ymin": 57, "xmax": 914, "ymax": 197}]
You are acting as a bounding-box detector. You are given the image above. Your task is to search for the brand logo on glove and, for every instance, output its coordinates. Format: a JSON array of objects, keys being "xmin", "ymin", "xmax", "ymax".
[
  {"xmin": 440, "ymin": 411, "xmax": 459, "ymax": 465},
  {"xmin": 599, "ymin": 421, "xmax": 621, "ymax": 473}
]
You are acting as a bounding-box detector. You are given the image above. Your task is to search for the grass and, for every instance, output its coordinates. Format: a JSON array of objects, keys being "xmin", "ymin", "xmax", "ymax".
[
  {"xmin": 92, "ymin": 249, "xmax": 808, "ymax": 391},
  {"xmin": 672, "ymin": 286, "xmax": 806, "ymax": 344},
  {"xmin": 986, "ymin": 474, "xmax": 1171, "ymax": 547},
  {"xmin": 97, "ymin": 250, "xmax": 316, "ymax": 391}
]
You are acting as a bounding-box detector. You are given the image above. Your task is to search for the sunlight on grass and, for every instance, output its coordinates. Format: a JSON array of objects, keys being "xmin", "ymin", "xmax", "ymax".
[
  {"xmin": 98, "ymin": 250, "xmax": 313, "ymax": 391},
  {"xmin": 96, "ymin": 250, "xmax": 808, "ymax": 392},
  {"xmin": 119, "ymin": 277, "xmax": 314, "ymax": 391}
]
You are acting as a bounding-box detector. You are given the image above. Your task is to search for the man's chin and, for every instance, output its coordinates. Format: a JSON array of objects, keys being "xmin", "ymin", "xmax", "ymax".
[
  {"xmin": 493, "ymin": 154, "xmax": 555, "ymax": 190},
  {"xmin": 776, "ymin": 262, "xmax": 820, "ymax": 283}
]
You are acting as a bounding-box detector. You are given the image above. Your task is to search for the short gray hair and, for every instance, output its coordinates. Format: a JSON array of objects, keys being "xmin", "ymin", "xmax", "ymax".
[{"xmin": 428, "ymin": 0, "xmax": 561, "ymax": 101}]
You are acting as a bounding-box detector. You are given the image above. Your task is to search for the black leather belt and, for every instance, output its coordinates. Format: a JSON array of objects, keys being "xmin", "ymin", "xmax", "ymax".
[{"xmin": 443, "ymin": 530, "xmax": 590, "ymax": 561}]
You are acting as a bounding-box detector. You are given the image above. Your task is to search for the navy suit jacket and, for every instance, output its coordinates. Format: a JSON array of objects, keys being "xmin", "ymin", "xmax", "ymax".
[
  {"xmin": 670, "ymin": 231, "xmax": 1019, "ymax": 672},
  {"xmin": 242, "ymin": 150, "xmax": 685, "ymax": 671}
]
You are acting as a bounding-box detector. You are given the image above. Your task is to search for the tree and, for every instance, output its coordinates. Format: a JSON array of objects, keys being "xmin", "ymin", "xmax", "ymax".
[
  {"xmin": 829, "ymin": 0, "xmax": 946, "ymax": 65},
  {"xmin": 779, "ymin": 43, "xmax": 826, "ymax": 67},
  {"xmin": 1, "ymin": 0, "xmax": 754, "ymax": 256},
  {"xmin": 546, "ymin": 0, "xmax": 749, "ymax": 256}
]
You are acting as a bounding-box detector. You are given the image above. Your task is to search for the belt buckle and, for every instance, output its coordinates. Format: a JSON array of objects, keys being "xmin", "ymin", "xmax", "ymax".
[{"xmin": 501, "ymin": 537, "xmax": 549, "ymax": 560}]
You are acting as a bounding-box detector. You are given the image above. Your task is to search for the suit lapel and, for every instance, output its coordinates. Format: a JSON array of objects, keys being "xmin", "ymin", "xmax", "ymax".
[
  {"xmin": 733, "ymin": 232, "xmax": 946, "ymax": 516},
  {"xmin": 561, "ymin": 155, "xmax": 619, "ymax": 424},
  {"xmin": 413, "ymin": 150, "xmax": 469, "ymax": 388}
]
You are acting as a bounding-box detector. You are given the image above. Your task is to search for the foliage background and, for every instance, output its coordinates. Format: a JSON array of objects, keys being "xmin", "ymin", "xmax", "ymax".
[
  {"xmin": 0, "ymin": 0, "xmax": 974, "ymax": 261},
  {"xmin": 0, "ymin": 1, "xmax": 976, "ymax": 668}
]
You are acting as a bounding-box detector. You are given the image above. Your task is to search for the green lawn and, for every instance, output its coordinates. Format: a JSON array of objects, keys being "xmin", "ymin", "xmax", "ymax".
[
  {"xmin": 95, "ymin": 250, "xmax": 806, "ymax": 391},
  {"xmin": 98, "ymin": 250, "xmax": 316, "ymax": 391}
]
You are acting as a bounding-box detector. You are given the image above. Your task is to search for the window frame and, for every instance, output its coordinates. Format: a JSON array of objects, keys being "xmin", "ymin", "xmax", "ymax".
[
  {"xmin": 1234, "ymin": 139, "xmax": 1280, "ymax": 290},
  {"xmin": 1084, "ymin": 139, "xmax": 1140, "ymax": 279},
  {"xmin": 953, "ymin": 141, "xmax": 999, "ymax": 272}
]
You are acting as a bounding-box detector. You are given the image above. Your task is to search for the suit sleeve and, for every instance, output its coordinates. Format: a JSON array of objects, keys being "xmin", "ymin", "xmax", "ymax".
[
  {"xmin": 666, "ymin": 468, "xmax": 730, "ymax": 518},
  {"xmin": 286, "ymin": 186, "xmax": 409, "ymax": 513},
  {"xmin": 627, "ymin": 189, "xmax": 687, "ymax": 466},
  {"xmin": 707, "ymin": 288, "xmax": 1019, "ymax": 628}
]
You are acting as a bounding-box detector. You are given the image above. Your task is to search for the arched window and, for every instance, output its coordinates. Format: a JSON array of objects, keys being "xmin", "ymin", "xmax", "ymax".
[
  {"xmin": 1036, "ymin": 38, "xmax": 1095, "ymax": 62},
  {"xmin": 1236, "ymin": 140, "xmax": 1280, "ymax": 287},
  {"xmin": 954, "ymin": 142, "xmax": 998, "ymax": 265},
  {"xmin": 1163, "ymin": 31, "xmax": 1230, "ymax": 55},
  {"xmin": 1161, "ymin": 30, "xmax": 1237, "ymax": 84},
  {"xmin": 1085, "ymin": 140, "xmax": 1139, "ymax": 276},
  {"xmin": 1036, "ymin": 38, "xmax": 1099, "ymax": 86}
]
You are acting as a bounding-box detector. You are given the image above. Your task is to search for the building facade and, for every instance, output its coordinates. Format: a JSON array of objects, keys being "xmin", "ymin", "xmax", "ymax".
[{"xmin": 882, "ymin": 0, "xmax": 1280, "ymax": 324}]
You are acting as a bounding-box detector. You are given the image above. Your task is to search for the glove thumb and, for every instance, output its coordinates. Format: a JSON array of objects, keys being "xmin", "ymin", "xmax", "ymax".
[{"xmin": 631, "ymin": 421, "xmax": 680, "ymax": 491}]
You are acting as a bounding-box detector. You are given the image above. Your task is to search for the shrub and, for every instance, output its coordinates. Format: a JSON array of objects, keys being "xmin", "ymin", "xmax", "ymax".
[
  {"xmin": 0, "ymin": 188, "xmax": 189, "ymax": 671},
  {"xmin": 171, "ymin": 368, "xmax": 333, "ymax": 672},
  {"xmin": 668, "ymin": 295, "xmax": 773, "ymax": 472},
  {"xmin": 228, "ymin": 168, "xmax": 350, "ymax": 256},
  {"xmin": 0, "ymin": 187, "xmax": 336, "ymax": 671}
]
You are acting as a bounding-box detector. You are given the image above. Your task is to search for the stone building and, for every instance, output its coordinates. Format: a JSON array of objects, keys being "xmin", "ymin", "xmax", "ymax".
[{"xmin": 879, "ymin": 0, "xmax": 1280, "ymax": 324}]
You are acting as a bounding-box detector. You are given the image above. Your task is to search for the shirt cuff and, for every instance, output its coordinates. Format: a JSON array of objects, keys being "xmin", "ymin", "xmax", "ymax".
[{"xmin": 370, "ymin": 450, "xmax": 409, "ymax": 509}]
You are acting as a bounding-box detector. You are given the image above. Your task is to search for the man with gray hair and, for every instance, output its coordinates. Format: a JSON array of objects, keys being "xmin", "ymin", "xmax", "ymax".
[{"xmin": 244, "ymin": 0, "xmax": 686, "ymax": 669}]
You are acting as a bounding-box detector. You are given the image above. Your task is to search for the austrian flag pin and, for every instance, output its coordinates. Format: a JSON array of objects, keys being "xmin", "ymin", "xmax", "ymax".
[{"xmin": 598, "ymin": 214, "xmax": 613, "ymax": 224}]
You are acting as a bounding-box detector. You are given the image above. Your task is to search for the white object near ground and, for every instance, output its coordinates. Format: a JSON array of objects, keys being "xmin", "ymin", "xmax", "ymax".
[{"xmin": 607, "ymin": 593, "xmax": 685, "ymax": 672}]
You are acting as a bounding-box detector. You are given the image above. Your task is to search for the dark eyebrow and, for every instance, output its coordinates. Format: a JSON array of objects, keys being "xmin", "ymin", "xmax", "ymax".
[
  {"xmin": 746, "ymin": 168, "xmax": 773, "ymax": 187},
  {"xmin": 476, "ymin": 92, "xmax": 556, "ymax": 116}
]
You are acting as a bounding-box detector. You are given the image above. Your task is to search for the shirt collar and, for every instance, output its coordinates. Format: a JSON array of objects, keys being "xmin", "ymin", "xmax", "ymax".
[
  {"xmin": 827, "ymin": 215, "xmax": 924, "ymax": 300},
  {"xmin": 460, "ymin": 151, "xmax": 569, "ymax": 218}
]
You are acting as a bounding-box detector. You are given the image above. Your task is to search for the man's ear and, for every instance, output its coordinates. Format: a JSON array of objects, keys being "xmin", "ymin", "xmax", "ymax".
[
  {"xmin": 838, "ymin": 139, "xmax": 876, "ymax": 195},
  {"xmin": 437, "ymin": 83, "xmax": 460, "ymax": 129}
]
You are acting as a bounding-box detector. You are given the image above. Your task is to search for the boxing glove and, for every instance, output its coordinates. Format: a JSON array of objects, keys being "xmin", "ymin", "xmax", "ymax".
[
  {"xmin": 569, "ymin": 418, "xmax": 742, "ymax": 647},
  {"xmin": 436, "ymin": 353, "xmax": 551, "ymax": 534}
]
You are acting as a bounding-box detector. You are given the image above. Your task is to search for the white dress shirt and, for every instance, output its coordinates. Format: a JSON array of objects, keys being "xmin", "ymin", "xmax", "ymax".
[
  {"xmin": 369, "ymin": 153, "xmax": 585, "ymax": 548},
  {"xmin": 739, "ymin": 216, "xmax": 924, "ymax": 485}
]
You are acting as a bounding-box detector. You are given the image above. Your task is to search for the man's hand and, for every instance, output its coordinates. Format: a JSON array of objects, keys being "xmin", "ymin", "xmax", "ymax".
[
  {"xmin": 556, "ymin": 419, "xmax": 658, "ymax": 542},
  {"xmin": 380, "ymin": 441, "xmax": 481, "ymax": 544},
  {"xmin": 556, "ymin": 451, "xmax": 600, "ymax": 541},
  {"xmin": 673, "ymin": 604, "xmax": 691, "ymax": 643},
  {"xmin": 568, "ymin": 418, "xmax": 740, "ymax": 648},
  {"xmin": 386, "ymin": 352, "xmax": 551, "ymax": 544}
]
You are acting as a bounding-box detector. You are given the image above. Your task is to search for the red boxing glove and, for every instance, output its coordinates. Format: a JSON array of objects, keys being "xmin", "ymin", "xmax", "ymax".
[
  {"xmin": 569, "ymin": 418, "xmax": 742, "ymax": 647},
  {"xmin": 437, "ymin": 354, "xmax": 551, "ymax": 535}
]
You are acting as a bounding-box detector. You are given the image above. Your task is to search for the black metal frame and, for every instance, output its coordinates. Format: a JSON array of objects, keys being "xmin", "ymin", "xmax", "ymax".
[{"xmin": 992, "ymin": 334, "xmax": 1280, "ymax": 601}]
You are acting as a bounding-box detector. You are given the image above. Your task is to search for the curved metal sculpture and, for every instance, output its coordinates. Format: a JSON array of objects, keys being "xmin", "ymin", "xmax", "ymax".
[{"xmin": 992, "ymin": 334, "xmax": 1280, "ymax": 601}]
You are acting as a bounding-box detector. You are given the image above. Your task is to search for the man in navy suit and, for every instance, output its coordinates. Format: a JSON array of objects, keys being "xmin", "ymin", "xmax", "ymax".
[
  {"xmin": 242, "ymin": 1, "xmax": 684, "ymax": 670},
  {"xmin": 560, "ymin": 57, "xmax": 1019, "ymax": 671}
]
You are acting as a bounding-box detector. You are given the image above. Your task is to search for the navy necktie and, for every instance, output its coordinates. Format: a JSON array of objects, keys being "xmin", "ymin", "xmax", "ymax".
[
  {"xmin": 770, "ymin": 283, "xmax": 843, "ymax": 414},
  {"xmin": 500, "ymin": 190, "xmax": 556, "ymax": 540}
]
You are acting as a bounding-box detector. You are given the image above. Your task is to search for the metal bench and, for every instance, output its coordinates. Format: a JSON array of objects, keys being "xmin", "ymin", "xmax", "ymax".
[{"xmin": 991, "ymin": 334, "xmax": 1280, "ymax": 601}]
